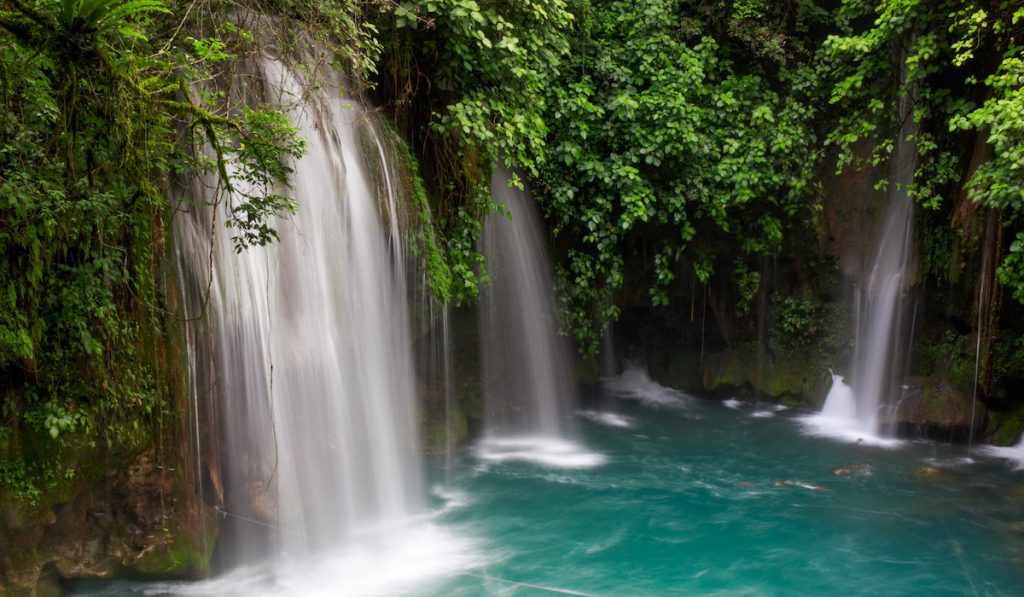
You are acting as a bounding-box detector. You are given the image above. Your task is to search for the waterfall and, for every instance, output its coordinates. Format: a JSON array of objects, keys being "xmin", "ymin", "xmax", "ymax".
[
  {"xmin": 477, "ymin": 165, "xmax": 603, "ymax": 468},
  {"xmin": 846, "ymin": 57, "xmax": 917, "ymax": 435},
  {"xmin": 175, "ymin": 54, "xmax": 477, "ymax": 591},
  {"xmin": 480, "ymin": 166, "xmax": 574, "ymax": 436},
  {"xmin": 821, "ymin": 373, "xmax": 856, "ymax": 421},
  {"xmin": 808, "ymin": 44, "xmax": 917, "ymax": 444}
]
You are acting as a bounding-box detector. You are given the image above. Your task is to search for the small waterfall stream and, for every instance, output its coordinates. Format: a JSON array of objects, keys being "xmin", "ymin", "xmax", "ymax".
[
  {"xmin": 815, "ymin": 47, "xmax": 918, "ymax": 441},
  {"xmin": 477, "ymin": 165, "xmax": 603, "ymax": 468},
  {"xmin": 175, "ymin": 54, "xmax": 477, "ymax": 592},
  {"xmin": 480, "ymin": 166, "xmax": 573, "ymax": 437}
]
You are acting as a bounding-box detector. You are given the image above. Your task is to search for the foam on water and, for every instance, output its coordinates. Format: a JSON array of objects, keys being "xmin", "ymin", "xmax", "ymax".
[
  {"xmin": 722, "ymin": 399, "xmax": 744, "ymax": 410},
  {"xmin": 797, "ymin": 412, "xmax": 905, "ymax": 449},
  {"xmin": 751, "ymin": 410, "xmax": 775, "ymax": 419},
  {"xmin": 475, "ymin": 436, "xmax": 607, "ymax": 469},
  {"xmin": 431, "ymin": 485, "xmax": 471, "ymax": 515},
  {"xmin": 980, "ymin": 434, "xmax": 1024, "ymax": 470},
  {"xmin": 578, "ymin": 410, "xmax": 635, "ymax": 428},
  {"xmin": 800, "ymin": 373, "xmax": 903, "ymax": 448},
  {"xmin": 86, "ymin": 522, "xmax": 483, "ymax": 597},
  {"xmin": 601, "ymin": 366, "xmax": 692, "ymax": 408}
]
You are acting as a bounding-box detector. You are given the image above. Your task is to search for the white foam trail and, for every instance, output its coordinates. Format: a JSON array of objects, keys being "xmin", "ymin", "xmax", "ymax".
[
  {"xmin": 475, "ymin": 436, "xmax": 606, "ymax": 469},
  {"xmin": 797, "ymin": 412, "xmax": 904, "ymax": 448},
  {"xmin": 722, "ymin": 399, "xmax": 744, "ymax": 410},
  {"xmin": 980, "ymin": 434, "xmax": 1024, "ymax": 470},
  {"xmin": 601, "ymin": 366, "xmax": 692, "ymax": 408},
  {"xmin": 431, "ymin": 485, "xmax": 471, "ymax": 512},
  {"xmin": 770, "ymin": 403, "xmax": 790, "ymax": 412},
  {"xmin": 578, "ymin": 410, "xmax": 634, "ymax": 428},
  {"xmin": 751, "ymin": 410, "xmax": 775, "ymax": 419}
]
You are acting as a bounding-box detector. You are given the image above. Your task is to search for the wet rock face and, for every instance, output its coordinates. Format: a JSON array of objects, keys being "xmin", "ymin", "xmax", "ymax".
[
  {"xmin": 701, "ymin": 344, "xmax": 830, "ymax": 405},
  {"xmin": 890, "ymin": 377, "xmax": 988, "ymax": 442},
  {"xmin": 0, "ymin": 449, "xmax": 217, "ymax": 593}
]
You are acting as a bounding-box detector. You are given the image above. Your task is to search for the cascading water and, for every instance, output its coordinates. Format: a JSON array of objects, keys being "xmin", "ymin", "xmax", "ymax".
[
  {"xmin": 981, "ymin": 433, "xmax": 1024, "ymax": 470},
  {"xmin": 814, "ymin": 46, "xmax": 918, "ymax": 441},
  {"xmin": 477, "ymin": 165, "xmax": 603, "ymax": 468},
  {"xmin": 821, "ymin": 372, "xmax": 856, "ymax": 421},
  {"xmin": 175, "ymin": 53, "xmax": 477, "ymax": 593}
]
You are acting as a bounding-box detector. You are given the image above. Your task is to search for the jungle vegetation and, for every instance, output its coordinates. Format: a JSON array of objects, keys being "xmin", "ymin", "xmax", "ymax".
[{"xmin": 1, "ymin": 0, "xmax": 1023, "ymax": 503}]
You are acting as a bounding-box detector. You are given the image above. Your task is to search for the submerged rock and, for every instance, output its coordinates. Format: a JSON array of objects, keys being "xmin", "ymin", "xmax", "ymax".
[
  {"xmin": 912, "ymin": 466, "xmax": 959, "ymax": 481},
  {"xmin": 831, "ymin": 464, "xmax": 872, "ymax": 476}
]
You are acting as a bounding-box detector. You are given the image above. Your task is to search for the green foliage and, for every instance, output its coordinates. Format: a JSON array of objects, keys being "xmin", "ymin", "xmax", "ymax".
[
  {"xmin": 769, "ymin": 293, "xmax": 848, "ymax": 356},
  {"xmin": 373, "ymin": 0, "xmax": 576, "ymax": 305},
  {"xmin": 0, "ymin": 0, "xmax": 314, "ymax": 503},
  {"xmin": 536, "ymin": 0, "xmax": 831, "ymax": 351},
  {"xmin": 221, "ymin": 107, "xmax": 305, "ymax": 251},
  {"xmin": 54, "ymin": 0, "xmax": 170, "ymax": 40},
  {"xmin": 919, "ymin": 329, "xmax": 973, "ymax": 388},
  {"xmin": 825, "ymin": 0, "xmax": 1024, "ymax": 299},
  {"xmin": 387, "ymin": 0, "xmax": 573, "ymax": 175}
]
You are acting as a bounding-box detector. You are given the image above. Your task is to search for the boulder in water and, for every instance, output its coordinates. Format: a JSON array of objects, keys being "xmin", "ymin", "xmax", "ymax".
[{"xmin": 891, "ymin": 377, "xmax": 987, "ymax": 442}]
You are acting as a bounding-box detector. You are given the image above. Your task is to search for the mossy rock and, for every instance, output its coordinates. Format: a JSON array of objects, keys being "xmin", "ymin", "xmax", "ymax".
[
  {"xmin": 455, "ymin": 372, "xmax": 484, "ymax": 420},
  {"xmin": 131, "ymin": 512, "xmax": 217, "ymax": 578},
  {"xmin": 574, "ymin": 356, "xmax": 600, "ymax": 386},
  {"xmin": 703, "ymin": 344, "xmax": 830, "ymax": 404},
  {"xmin": 988, "ymin": 405, "xmax": 1024, "ymax": 446},
  {"xmin": 703, "ymin": 344, "xmax": 758, "ymax": 395},
  {"xmin": 891, "ymin": 377, "xmax": 987, "ymax": 442},
  {"xmin": 652, "ymin": 350, "xmax": 702, "ymax": 393},
  {"xmin": 0, "ymin": 449, "xmax": 218, "ymax": 592},
  {"xmin": 422, "ymin": 409, "xmax": 469, "ymax": 455}
]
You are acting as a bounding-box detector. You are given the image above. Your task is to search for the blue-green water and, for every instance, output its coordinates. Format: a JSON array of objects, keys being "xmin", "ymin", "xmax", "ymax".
[
  {"xmin": 75, "ymin": 392, "xmax": 1024, "ymax": 596},
  {"xmin": 425, "ymin": 395, "xmax": 1024, "ymax": 596}
]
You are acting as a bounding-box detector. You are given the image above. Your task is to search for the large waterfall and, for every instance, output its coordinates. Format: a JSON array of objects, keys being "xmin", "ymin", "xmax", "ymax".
[
  {"xmin": 477, "ymin": 166, "xmax": 603, "ymax": 468},
  {"xmin": 175, "ymin": 54, "xmax": 476, "ymax": 593}
]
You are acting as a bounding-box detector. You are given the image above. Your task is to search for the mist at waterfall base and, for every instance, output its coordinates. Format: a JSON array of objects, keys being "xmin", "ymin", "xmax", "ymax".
[
  {"xmin": 800, "ymin": 374, "xmax": 904, "ymax": 448},
  {"xmin": 982, "ymin": 434, "xmax": 1024, "ymax": 470}
]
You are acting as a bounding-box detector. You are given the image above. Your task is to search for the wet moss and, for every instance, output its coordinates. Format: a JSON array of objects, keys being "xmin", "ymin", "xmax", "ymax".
[
  {"xmin": 989, "ymin": 406, "xmax": 1024, "ymax": 446},
  {"xmin": 703, "ymin": 343, "xmax": 830, "ymax": 404},
  {"xmin": 132, "ymin": 509, "xmax": 217, "ymax": 578}
]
